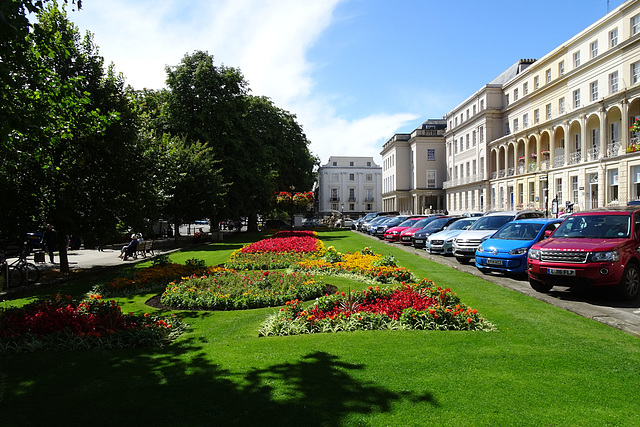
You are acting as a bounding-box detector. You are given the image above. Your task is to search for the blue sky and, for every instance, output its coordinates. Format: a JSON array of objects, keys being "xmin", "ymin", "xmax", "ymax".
[{"xmin": 69, "ymin": 0, "xmax": 628, "ymax": 165}]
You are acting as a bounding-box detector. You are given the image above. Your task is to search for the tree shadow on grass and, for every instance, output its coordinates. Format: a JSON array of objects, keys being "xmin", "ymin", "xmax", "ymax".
[{"xmin": 1, "ymin": 341, "xmax": 437, "ymax": 426}]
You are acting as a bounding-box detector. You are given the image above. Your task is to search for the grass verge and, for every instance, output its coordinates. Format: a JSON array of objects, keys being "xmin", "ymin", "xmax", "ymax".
[{"xmin": 1, "ymin": 230, "xmax": 639, "ymax": 426}]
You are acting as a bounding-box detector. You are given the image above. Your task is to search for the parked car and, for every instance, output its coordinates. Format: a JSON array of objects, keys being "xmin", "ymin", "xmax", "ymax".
[
  {"xmin": 453, "ymin": 210, "xmax": 545, "ymax": 264},
  {"xmin": 364, "ymin": 215, "xmax": 395, "ymax": 234},
  {"xmin": 302, "ymin": 218, "xmax": 321, "ymax": 228},
  {"xmin": 426, "ymin": 217, "xmax": 480, "ymax": 255},
  {"xmin": 357, "ymin": 211, "xmax": 400, "ymax": 232},
  {"xmin": 384, "ymin": 217, "xmax": 427, "ymax": 242},
  {"xmin": 398, "ymin": 216, "xmax": 443, "ymax": 245},
  {"xmin": 527, "ymin": 207, "xmax": 640, "ymax": 300},
  {"xmin": 373, "ymin": 216, "xmax": 410, "ymax": 238},
  {"xmin": 335, "ymin": 218, "xmax": 354, "ymax": 228},
  {"xmin": 411, "ymin": 217, "xmax": 461, "ymax": 249},
  {"xmin": 263, "ymin": 219, "xmax": 290, "ymax": 230},
  {"xmin": 475, "ymin": 218, "xmax": 562, "ymax": 275}
]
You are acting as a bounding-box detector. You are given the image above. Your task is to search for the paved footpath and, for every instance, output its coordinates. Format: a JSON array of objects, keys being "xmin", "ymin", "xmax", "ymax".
[
  {"xmin": 0, "ymin": 236, "xmax": 199, "ymax": 299},
  {"xmin": 361, "ymin": 231, "xmax": 640, "ymax": 339}
]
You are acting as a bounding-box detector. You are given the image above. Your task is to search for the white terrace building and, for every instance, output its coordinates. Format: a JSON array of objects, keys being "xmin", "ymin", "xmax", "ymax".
[
  {"xmin": 444, "ymin": 0, "xmax": 640, "ymax": 214},
  {"xmin": 316, "ymin": 156, "xmax": 382, "ymax": 218},
  {"xmin": 380, "ymin": 119, "xmax": 447, "ymax": 214}
]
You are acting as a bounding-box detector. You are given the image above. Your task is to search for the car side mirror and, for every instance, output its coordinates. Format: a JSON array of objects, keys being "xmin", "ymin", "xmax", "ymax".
[{"xmin": 544, "ymin": 229, "xmax": 553, "ymax": 239}]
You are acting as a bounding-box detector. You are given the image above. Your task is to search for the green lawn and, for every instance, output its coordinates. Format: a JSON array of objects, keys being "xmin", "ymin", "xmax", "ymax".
[{"xmin": 1, "ymin": 230, "xmax": 639, "ymax": 426}]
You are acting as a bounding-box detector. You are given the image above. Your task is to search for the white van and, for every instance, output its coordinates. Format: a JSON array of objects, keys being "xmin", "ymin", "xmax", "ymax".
[{"xmin": 452, "ymin": 210, "xmax": 545, "ymax": 263}]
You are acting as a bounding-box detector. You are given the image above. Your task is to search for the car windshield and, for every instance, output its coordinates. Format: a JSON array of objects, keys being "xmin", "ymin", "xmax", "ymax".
[
  {"xmin": 448, "ymin": 218, "xmax": 477, "ymax": 231},
  {"xmin": 493, "ymin": 223, "xmax": 544, "ymax": 240},
  {"xmin": 412, "ymin": 217, "xmax": 439, "ymax": 228},
  {"xmin": 553, "ymin": 214, "xmax": 630, "ymax": 238},
  {"xmin": 398, "ymin": 218, "xmax": 420, "ymax": 227},
  {"xmin": 385, "ymin": 218, "xmax": 403, "ymax": 226},
  {"xmin": 423, "ymin": 218, "xmax": 449, "ymax": 231},
  {"xmin": 469, "ymin": 215, "xmax": 515, "ymax": 231}
]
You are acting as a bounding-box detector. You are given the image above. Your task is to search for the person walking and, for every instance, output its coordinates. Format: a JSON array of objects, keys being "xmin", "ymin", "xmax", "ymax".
[{"xmin": 43, "ymin": 224, "xmax": 57, "ymax": 263}]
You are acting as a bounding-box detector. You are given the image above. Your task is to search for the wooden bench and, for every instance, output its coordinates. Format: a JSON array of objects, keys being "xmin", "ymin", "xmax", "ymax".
[{"xmin": 134, "ymin": 240, "xmax": 155, "ymax": 259}]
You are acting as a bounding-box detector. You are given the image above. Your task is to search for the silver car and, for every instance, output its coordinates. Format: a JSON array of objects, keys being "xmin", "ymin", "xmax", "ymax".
[{"xmin": 426, "ymin": 217, "xmax": 479, "ymax": 254}]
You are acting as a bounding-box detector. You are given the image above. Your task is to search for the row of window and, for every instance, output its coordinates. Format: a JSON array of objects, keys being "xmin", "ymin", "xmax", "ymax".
[
  {"xmin": 507, "ymin": 15, "xmax": 640, "ymax": 108},
  {"xmin": 450, "ymin": 100, "xmax": 486, "ymax": 129},
  {"xmin": 450, "ymin": 126, "xmax": 485, "ymax": 155},
  {"xmin": 508, "ymin": 64, "xmax": 640, "ymax": 135},
  {"xmin": 329, "ymin": 173, "xmax": 375, "ymax": 182},
  {"xmin": 450, "ymin": 158, "xmax": 485, "ymax": 181},
  {"xmin": 331, "ymin": 161, "xmax": 373, "ymax": 167},
  {"xmin": 383, "ymin": 154, "xmax": 395, "ymax": 171},
  {"xmin": 331, "ymin": 203, "xmax": 374, "ymax": 212},
  {"xmin": 329, "ymin": 187, "xmax": 376, "ymax": 202}
]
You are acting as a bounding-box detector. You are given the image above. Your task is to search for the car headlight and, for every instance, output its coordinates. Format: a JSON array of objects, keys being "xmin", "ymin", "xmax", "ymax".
[
  {"xmin": 481, "ymin": 235, "xmax": 490, "ymax": 242},
  {"xmin": 445, "ymin": 238, "xmax": 454, "ymax": 243},
  {"xmin": 477, "ymin": 245, "xmax": 485, "ymax": 253},
  {"xmin": 528, "ymin": 248, "xmax": 541, "ymax": 260},
  {"xmin": 509, "ymin": 247, "xmax": 528, "ymax": 255},
  {"xmin": 589, "ymin": 251, "xmax": 619, "ymax": 262}
]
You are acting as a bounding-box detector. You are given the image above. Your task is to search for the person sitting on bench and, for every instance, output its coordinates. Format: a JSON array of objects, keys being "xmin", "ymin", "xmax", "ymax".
[{"xmin": 119, "ymin": 234, "xmax": 138, "ymax": 260}]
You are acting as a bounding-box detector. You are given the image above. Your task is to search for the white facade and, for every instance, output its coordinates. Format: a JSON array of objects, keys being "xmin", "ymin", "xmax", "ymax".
[
  {"xmin": 380, "ymin": 120, "xmax": 447, "ymax": 213},
  {"xmin": 443, "ymin": 0, "xmax": 640, "ymax": 214},
  {"xmin": 316, "ymin": 156, "xmax": 382, "ymax": 218}
]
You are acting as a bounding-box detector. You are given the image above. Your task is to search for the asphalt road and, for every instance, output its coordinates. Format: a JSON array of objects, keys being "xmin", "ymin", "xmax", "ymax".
[{"xmin": 360, "ymin": 230, "xmax": 640, "ymax": 338}]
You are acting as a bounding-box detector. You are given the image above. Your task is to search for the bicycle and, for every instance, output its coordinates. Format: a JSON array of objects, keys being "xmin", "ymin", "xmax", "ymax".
[{"xmin": 1, "ymin": 248, "xmax": 40, "ymax": 288}]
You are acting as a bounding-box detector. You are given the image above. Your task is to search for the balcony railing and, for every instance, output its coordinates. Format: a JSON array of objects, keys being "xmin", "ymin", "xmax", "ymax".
[
  {"xmin": 586, "ymin": 147, "xmax": 600, "ymax": 161},
  {"xmin": 491, "ymin": 171, "xmax": 497, "ymax": 180},
  {"xmin": 540, "ymin": 160, "xmax": 549, "ymax": 170},
  {"xmin": 569, "ymin": 151, "xmax": 581, "ymax": 165},
  {"xmin": 529, "ymin": 162, "xmax": 536, "ymax": 172},
  {"xmin": 508, "ymin": 167, "xmax": 515, "ymax": 176},
  {"xmin": 348, "ymin": 197, "xmax": 356, "ymax": 202},
  {"xmin": 364, "ymin": 197, "xmax": 375, "ymax": 202},
  {"xmin": 517, "ymin": 165, "xmax": 525, "ymax": 174},
  {"xmin": 554, "ymin": 155, "xmax": 565, "ymax": 167},
  {"xmin": 329, "ymin": 197, "xmax": 340, "ymax": 202},
  {"xmin": 607, "ymin": 141, "xmax": 621, "ymax": 157},
  {"xmin": 499, "ymin": 169, "xmax": 506, "ymax": 178}
]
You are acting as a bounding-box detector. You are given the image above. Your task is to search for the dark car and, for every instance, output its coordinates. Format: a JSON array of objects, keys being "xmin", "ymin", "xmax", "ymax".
[
  {"xmin": 373, "ymin": 215, "xmax": 411, "ymax": 239},
  {"xmin": 263, "ymin": 219, "xmax": 291, "ymax": 230},
  {"xmin": 411, "ymin": 217, "xmax": 460, "ymax": 248}
]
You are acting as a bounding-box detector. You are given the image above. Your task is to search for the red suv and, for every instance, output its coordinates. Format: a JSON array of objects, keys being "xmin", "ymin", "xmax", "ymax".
[{"xmin": 527, "ymin": 207, "xmax": 640, "ymax": 300}]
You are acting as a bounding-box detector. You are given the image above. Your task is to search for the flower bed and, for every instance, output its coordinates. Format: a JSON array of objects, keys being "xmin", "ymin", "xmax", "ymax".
[
  {"xmin": 91, "ymin": 261, "xmax": 214, "ymax": 297},
  {"xmin": 294, "ymin": 249, "xmax": 415, "ymax": 284},
  {"xmin": 239, "ymin": 230, "xmax": 322, "ymax": 254},
  {"xmin": 225, "ymin": 230, "xmax": 325, "ymax": 270},
  {"xmin": 0, "ymin": 294, "xmax": 186, "ymax": 352},
  {"xmin": 259, "ymin": 279, "xmax": 494, "ymax": 336},
  {"xmin": 160, "ymin": 270, "xmax": 328, "ymax": 310}
]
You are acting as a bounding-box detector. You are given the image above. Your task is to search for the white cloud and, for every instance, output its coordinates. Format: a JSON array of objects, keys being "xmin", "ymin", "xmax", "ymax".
[{"xmin": 71, "ymin": 0, "xmax": 418, "ymax": 165}]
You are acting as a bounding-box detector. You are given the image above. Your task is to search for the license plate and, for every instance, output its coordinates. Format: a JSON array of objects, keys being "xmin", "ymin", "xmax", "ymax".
[
  {"xmin": 548, "ymin": 268, "xmax": 576, "ymax": 276},
  {"xmin": 487, "ymin": 259, "xmax": 504, "ymax": 266},
  {"xmin": 414, "ymin": 239, "xmax": 424, "ymax": 244}
]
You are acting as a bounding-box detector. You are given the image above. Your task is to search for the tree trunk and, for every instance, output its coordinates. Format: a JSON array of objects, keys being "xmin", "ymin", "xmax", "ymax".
[{"xmin": 58, "ymin": 235, "xmax": 69, "ymax": 273}]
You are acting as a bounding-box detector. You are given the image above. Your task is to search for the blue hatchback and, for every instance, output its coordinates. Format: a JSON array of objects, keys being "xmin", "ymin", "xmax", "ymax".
[{"xmin": 475, "ymin": 218, "xmax": 563, "ymax": 275}]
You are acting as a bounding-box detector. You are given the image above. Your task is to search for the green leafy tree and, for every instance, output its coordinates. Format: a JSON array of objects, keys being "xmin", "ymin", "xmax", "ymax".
[
  {"xmin": 1, "ymin": 3, "xmax": 151, "ymax": 271},
  {"xmin": 163, "ymin": 52, "xmax": 317, "ymax": 230}
]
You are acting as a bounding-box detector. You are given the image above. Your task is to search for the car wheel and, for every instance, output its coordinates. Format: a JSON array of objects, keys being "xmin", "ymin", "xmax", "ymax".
[
  {"xmin": 618, "ymin": 263, "xmax": 640, "ymax": 300},
  {"xmin": 529, "ymin": 277, "xmax": 553, "ymax": 293}
]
